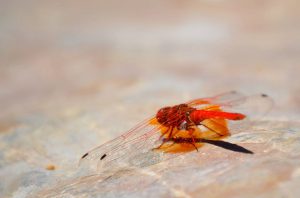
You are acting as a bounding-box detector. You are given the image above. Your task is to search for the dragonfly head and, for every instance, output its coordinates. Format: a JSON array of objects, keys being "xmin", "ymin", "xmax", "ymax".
[
  {"xmin": 156, "ymin": 106, "xmax": 171, "ymax": 124},
  {"xmin": 156, "ymin": 104, "xmax": 195, "ymax": 127}
]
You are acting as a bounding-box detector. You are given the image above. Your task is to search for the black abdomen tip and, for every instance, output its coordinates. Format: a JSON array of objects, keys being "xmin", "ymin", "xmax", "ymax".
[{"xmin": 261, "ymin": 93, "xmax": 268, "ymax": 97}]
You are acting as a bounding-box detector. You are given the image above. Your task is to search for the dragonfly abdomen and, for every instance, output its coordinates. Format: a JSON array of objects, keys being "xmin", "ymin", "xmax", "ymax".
[{"xmin": 190, "ymin": 110, "xmax": 246, "ymax": 124}]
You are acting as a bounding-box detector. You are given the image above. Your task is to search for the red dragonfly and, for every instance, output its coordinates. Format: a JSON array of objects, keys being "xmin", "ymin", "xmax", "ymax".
[{"xmin": 79, "ymin": 91, "xmax": 273, "ymax": 173}]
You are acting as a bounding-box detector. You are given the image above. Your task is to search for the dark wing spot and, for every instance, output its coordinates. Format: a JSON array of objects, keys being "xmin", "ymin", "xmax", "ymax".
[
  {"xmin": 261, "ymin": 93, "xmax": 268, "ymax": 97},
  {"xmin": 81, "ymin": 153, "xmax": 88, "ymax": 159},
  {"xmin": 100, "ymin": 154, "xmax": 107, "ymax": 160}
]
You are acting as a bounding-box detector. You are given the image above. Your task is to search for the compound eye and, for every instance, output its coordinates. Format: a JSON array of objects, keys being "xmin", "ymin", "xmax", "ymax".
[
  {"xmin": 156, "ymin": 106, "xmax": 171, "ymax": 124},
  {"xmin": 157, "ymin": 107, "xmax": 171, "ymax": 115}
]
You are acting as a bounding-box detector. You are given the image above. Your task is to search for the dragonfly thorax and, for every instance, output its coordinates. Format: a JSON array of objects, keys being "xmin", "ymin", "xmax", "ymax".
[{"xmin": 156, "ymin": 104, "xmax": 196, "ymax": 128}]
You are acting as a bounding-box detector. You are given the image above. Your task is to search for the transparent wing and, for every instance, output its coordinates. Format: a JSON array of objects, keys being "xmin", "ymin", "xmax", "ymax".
[
  {"xmin": 197, "ymin": 93, "xmax": 274, "ymax": 136},
  {"xmin": 79, "ymin": 116, "xmax": 161, "ymax": 172},
  {"xmin": 188, "ymin": 91, "xmax": 273, "ymax": 118},
  {"xmin": 82, "ymin": 130, "xmax": 183, "ymax": 175},
  {"xmin": 79, "ymin": 112, "xmax": 190, "ymax": 174},
  {"xmin": 220, "ymin": 93, "xmax": 274, "ymax": 134},
  {"xmin": 79, "ymin": 92, "xmax": 273, "ymax": 174},
  {"xmin": 187, "ymin": 91, "xmax": 245, "ymax": 108}
]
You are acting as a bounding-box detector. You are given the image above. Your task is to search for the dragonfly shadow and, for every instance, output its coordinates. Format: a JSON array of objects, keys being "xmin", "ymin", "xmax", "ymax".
[{"xmin": 201, "ymin": 139, "xmax": 254, "ymax": 154}]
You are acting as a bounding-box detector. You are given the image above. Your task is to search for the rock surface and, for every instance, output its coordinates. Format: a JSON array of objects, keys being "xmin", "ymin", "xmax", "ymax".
[{"xmin": 0, "ymin": 0, "xmax": 299, "ymax": 197}]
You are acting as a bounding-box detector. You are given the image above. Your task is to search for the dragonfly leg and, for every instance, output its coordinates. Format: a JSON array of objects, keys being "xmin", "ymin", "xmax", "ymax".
[
  {"xmin": 166, "ymin": 127, "xmax": 174, "ymax": 140},
  {"xmin": 186, "ymin": 124, "xmax": 195, "ymax": 135},
  {"xmin": 190, "ymin": 135, "xmax": 199, "ymax": 152},
  {"xmin": 190, "ymin": 141, "xmax": 199, "ymax": 152},
  {"xmin": 159, "ymin": 127, "xmax": 171, "ymax": 140},
  {"xmin": 152, "ymin": 138, "xmax": 173, "ymax": 151},
  {"xmin": 199, "ymin": 122, "xmax": 223, "ymax": 137},
  {"xmin": 186, "ymin": 125, "xmax": 198, "ymax": 152}
]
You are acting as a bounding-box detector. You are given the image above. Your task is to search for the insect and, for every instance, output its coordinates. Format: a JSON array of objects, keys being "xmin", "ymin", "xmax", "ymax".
[{"xmin": 79, "ymin": 91, "xmax": 273, "ymax": 173}]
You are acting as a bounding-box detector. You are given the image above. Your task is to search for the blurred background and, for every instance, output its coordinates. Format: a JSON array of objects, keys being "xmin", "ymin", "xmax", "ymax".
[
  {"xmin": 0, "ymin": 0, "xmax": 300, "ymax": 197},
  {"xmin": 1, "ymin": 0, "xmax": 299, "ymax": 120}
]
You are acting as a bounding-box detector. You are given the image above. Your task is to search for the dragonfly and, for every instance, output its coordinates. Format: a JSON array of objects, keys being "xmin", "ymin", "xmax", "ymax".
[{"xmin": 79, "ymin": 91, "xmax": 273, "ymax": 173}]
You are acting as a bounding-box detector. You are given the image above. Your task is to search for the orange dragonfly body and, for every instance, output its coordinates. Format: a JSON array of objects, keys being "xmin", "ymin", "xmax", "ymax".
[
  {"xmin": 79, "ymin": 91, "xmax": 273, "ymax": 173},
  {"xmin": 150, "ymin": 102, "xmax": 245, "ymax": 153}
]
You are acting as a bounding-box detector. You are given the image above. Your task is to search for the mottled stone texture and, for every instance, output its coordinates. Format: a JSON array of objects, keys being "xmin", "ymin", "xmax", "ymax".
[{"xmin": 0, "ymin": 0, "xmax": 299, "ymax": 197}]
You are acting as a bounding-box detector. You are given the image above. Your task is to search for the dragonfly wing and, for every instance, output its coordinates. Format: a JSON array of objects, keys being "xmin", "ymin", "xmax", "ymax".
[
  {"xmin": 216, "ymin": 94, "xmax": 273, "ymax": 134},
  {"xmin": 79, "ymin": 92, "xmax": 273, "ymax": 174},
  {"xmin": 227, "ymin": 94, "xmax": 273, "ymax": 134},
  {"xmin": 221, "ymin": 94, "xmax": 273, "ymax": 119},
  {"xmin": 195, "ymin": 93, "xmax": 273, "ymax": 135},
  {"xmin": 79, "ymin": 117, "xmax": 157, "ymax": 169},
  {"xmin": 79, "ymin": 116, "xmax": 181, "ymax": 173},
  {"xmin": 187, "ymin": 91, "xmax": 245, "ymax": 108},
  {"xmin": 95, "ymin": 133, "xmax": 167, "ymax": 173}
]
